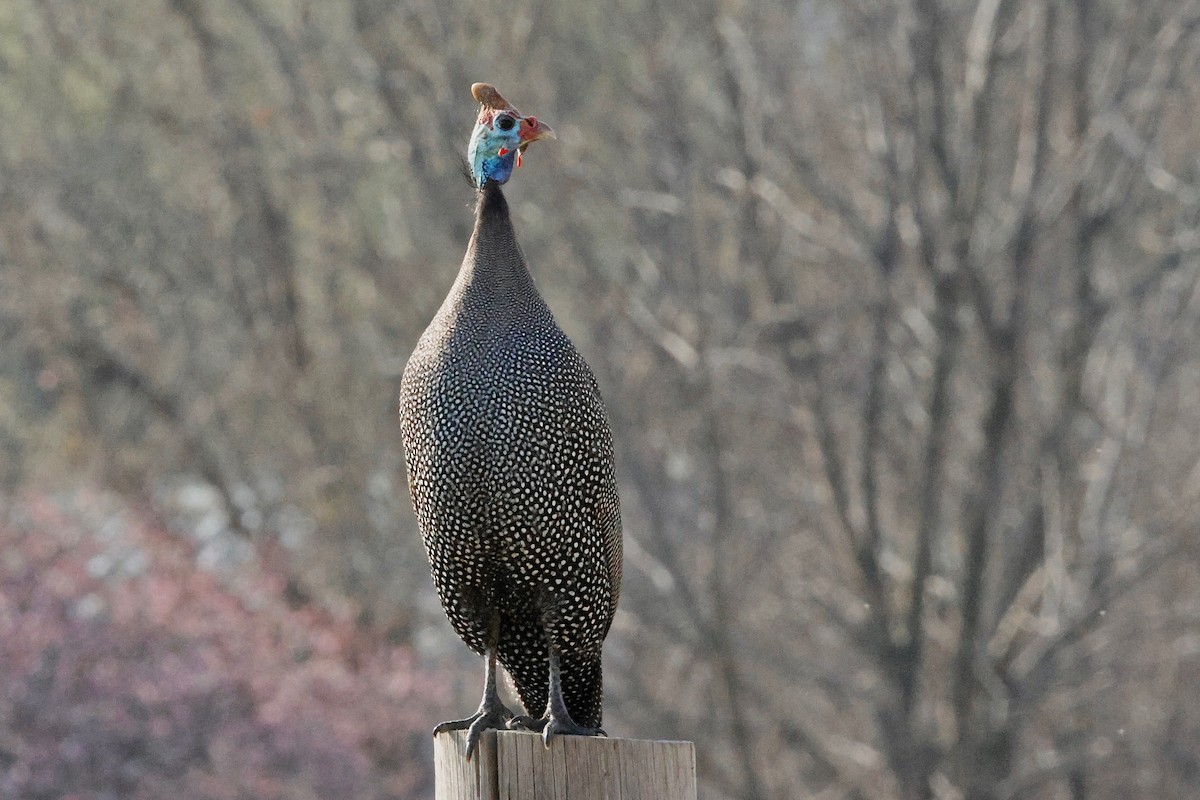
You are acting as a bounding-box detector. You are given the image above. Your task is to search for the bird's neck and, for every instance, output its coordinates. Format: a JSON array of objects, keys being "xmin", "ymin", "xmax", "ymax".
[{"xmin": 453, "ymin": 182, "xmax": 538, "ymax": 300}]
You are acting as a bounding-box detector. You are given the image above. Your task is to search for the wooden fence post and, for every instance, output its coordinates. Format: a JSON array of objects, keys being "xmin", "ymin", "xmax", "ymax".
[{"xmin": 434, "ymin": 729, "xmax": 697, "ymax": 800}]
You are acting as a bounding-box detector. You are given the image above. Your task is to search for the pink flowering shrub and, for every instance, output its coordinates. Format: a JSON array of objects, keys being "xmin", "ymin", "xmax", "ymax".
[{"xmin": 0, "ymin": 492, "xmax": 443, "ymax": 799}]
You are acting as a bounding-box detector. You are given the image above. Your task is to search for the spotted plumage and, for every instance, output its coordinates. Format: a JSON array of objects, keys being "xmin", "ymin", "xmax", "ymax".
[{"xmin": 399, "ymin": 84, "xmax": 621, "ymax": 756}]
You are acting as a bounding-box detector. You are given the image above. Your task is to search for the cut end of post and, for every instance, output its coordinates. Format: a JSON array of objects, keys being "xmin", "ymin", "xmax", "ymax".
[{"xmin": 434, "ymin": 729, "xmax": 697, "ymax": 800}]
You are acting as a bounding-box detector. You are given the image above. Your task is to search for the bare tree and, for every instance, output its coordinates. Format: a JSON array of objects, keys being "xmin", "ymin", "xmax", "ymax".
[{"xmin": 595, "ymin": 1, "xmax": 1200, "ymax": 799}]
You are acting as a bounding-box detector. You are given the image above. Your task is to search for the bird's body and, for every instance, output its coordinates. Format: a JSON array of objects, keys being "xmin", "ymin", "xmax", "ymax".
[{"xmin": 400, "ymin": 168, "xmax": 621, "ymax": 740}]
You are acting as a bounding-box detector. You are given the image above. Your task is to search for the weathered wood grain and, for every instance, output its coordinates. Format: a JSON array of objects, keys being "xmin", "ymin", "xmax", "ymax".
[{"xmin": 434, "ymin": 729, "xmax": 696, "ymax": 800}]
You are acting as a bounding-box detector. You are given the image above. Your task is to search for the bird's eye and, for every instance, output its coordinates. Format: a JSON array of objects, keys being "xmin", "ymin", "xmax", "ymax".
[{"xmin": 496, "ymin": 116, "xmax": 515, "ymax": 132}]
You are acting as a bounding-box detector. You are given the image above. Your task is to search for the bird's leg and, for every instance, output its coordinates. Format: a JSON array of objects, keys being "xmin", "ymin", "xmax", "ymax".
[
  {"xmin": 539, "ymin": 645, "xmax": 606, "ymax": 747},
  {"xmin": 433, "ymin": 614, "xmax": 514, "ymax": 760}
]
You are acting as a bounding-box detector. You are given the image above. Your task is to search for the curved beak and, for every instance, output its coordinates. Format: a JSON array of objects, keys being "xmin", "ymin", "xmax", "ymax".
[{"xmin": 517, "ymin": 116, "xmax": 556, "ymax": 151}]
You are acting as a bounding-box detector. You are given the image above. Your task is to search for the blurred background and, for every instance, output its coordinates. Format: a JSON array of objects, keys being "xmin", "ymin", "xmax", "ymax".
[{"xmin": 1, "ymin": 0, "xmax": 1199, "ymax": 798}]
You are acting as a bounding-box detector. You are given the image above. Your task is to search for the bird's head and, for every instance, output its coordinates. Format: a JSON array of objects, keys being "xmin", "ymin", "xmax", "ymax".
[{"xmin": 467, "ymin": 83, "xmax": 556, "ymax": 188}]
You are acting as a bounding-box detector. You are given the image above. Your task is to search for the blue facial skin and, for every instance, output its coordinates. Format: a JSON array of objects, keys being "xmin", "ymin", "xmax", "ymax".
[{"xmin": 467, "ymin": 113, "xmax": 522, "ymax": 187}]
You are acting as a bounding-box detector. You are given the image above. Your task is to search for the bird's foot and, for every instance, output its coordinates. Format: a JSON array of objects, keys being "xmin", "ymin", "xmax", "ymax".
[
  {"xmin": 513, "ymin": 712, "xmax": 605, "ymax": 748},
  {"xmin": 506, "ymin": 714, "xmax": 547, "ymax": 732},
  {"xmin": 433, "ymin": 701, "xmax": 514, "ymax": 761},
  {"xmin": 543, "ymin": 713, "xmax": 605, "ymax": 748}
]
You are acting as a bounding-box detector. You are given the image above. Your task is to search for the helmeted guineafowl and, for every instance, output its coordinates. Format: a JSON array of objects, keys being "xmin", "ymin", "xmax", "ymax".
[{"xmin": 399, "ymin": 83, "xmax": 622, "ymax": 759}]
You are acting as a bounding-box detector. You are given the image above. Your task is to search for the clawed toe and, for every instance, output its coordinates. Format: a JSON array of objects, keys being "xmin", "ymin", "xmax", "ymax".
[
  {"xmin": 507, "ymin": 714, "xmax": 547, "ymax": 732},
  {"xmin": 506, "ymin": 712, "xmax": 605, "ymax": 747},
  {"xmin": 542, "ymin": 715, "xmax": 606, "ymax": 748},
  {"xmin": 434, "ymin": 704, "xmax": 514, "ymax": 760}
]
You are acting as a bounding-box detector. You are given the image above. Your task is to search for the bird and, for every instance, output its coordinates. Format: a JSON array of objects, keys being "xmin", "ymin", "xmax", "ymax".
[{"xmin": 399, "ymin": 83, "xmax": 622, "ymax": 760}]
